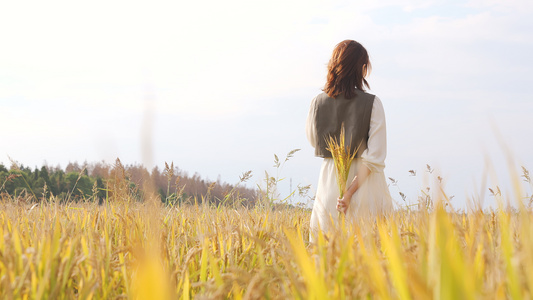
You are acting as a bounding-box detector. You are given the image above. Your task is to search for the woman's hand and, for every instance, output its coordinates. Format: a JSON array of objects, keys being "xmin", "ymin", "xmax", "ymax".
[
  {"xmin": 336, "ymin": 193, "xmax": 352, "ymax": 214},
  {"xmin": 337, "ymin": 169, "xmax": 368, "ymax": 215}
]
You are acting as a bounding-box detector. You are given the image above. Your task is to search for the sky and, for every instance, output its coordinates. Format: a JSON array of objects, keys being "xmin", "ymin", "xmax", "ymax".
[{"xmin": 1, "ymin": 0, "xmax": 532, "ymax": 209}]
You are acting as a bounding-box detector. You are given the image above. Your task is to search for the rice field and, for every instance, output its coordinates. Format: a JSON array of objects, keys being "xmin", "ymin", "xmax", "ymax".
[
  {"xmin": 1, "ymin": 189, "xmax": 533, "ymax": 300},
  {"xmin": 1, "ymin": 158, "xmax": 533, "ymax": 299}
]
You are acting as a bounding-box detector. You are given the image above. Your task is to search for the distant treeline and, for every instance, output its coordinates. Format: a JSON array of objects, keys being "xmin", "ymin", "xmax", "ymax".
[{"xmin": 0, "ymin": 159, "xmax": 257, "ymax": 206}]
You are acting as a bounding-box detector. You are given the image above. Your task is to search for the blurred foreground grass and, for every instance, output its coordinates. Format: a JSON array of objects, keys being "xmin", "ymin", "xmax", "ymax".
[{"xmin": 1, "ymin": 194, "xmax": 533, "ymax": 299}]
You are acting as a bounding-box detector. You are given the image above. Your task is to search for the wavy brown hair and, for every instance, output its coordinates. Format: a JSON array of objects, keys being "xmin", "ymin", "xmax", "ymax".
[{"xmin": 323, "ymin": 40, "xmax": 371, "ymax": 99}]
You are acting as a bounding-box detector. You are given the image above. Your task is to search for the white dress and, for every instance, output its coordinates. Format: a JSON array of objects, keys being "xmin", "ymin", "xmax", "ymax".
[{"xmin": 306, "ymin": 95, "xmax": 393, "ymax": 239}]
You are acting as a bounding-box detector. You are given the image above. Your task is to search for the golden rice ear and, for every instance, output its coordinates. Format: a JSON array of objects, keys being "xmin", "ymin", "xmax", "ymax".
[{"xmin": 325, "ymin": 124, "xmax": 358, "ymax": 200}]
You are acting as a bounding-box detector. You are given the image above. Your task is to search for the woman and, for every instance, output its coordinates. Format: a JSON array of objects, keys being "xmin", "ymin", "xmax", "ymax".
[{"xmin": 306, "ymin": 40, "xmax": 393, "ymax": 240}]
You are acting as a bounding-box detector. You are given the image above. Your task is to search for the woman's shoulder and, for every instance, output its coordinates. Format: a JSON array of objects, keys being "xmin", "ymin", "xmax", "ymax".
[
  {"xmin": 311, "ymin": 92, "xmax": 330, "ymax": 107},
  {"xmin": 314, "ymin": 92, "xmax": 330, "ymax": 101},
  {"xmin": 354, "ymin": 88, "xmax": 376, "ymax": 99},
  {"xmin": 372, "ymin": 95, "xmax": 383, "ymax": 107}
]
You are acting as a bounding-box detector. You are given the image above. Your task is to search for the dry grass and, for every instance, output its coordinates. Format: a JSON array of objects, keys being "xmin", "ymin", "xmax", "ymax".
[
  {"xmin": 0, "ymin": 195, "xmax": 533, "ymax": 299},
  {"xmin": 1, "ymin": 159, "xmax": 533, "ymax": 299}
]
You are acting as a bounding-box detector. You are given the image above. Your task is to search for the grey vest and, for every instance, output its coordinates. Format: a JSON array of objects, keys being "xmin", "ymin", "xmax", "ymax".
[{"xmin": 313, "ymin": 91, "xmax": 375, "ymax": 158}]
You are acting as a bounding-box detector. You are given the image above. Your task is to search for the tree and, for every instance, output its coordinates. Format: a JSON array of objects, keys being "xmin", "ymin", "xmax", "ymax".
[
  {"xmin": 40, "ymin": 166, "xmax": 51, "ymax": 188},
  {"xmin": 65, "ymin": 162, "xmax": 81, "ymax": 173},
  {"xmin": 50, "ymin": 170, "xmax": 66, "ymax": 196},
  {"xmin": 96, "ymin": 177, "xmax": 106, "ymax": 204},
  {"xmin": 33, "ymin": 177, "xmax": 47, "ymax": 199},
  {"xmin": 33, "ymin": 167, "xmax": 40, "ymax": 181}
]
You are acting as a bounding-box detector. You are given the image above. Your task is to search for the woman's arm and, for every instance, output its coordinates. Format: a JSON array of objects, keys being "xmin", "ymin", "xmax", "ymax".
[
  {"xmin": 337, "ymin": 164, "xmax": 370, "ymax": 214},
  {"xmin": 306, "ymin": 96, "xmax": 318, "ymax": 148},
  {"xmin": 344, "ymin": 164, "xmax": 370, "ymax": 200}
]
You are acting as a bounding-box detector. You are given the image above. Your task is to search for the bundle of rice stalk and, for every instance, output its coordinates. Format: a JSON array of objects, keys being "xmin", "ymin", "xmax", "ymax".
[{"xmin": 325, "ymin": 125, "xmax": 360, "ymax": 203}]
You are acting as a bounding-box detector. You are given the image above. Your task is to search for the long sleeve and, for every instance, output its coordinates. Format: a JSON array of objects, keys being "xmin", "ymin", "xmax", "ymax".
[
  {"xmin": 306, "ymin": 96, "xmax": 318, "ymax": 148},
  {"xmin": 361, "ymin": 96, "xmax": 387, "ymax": 173}
]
